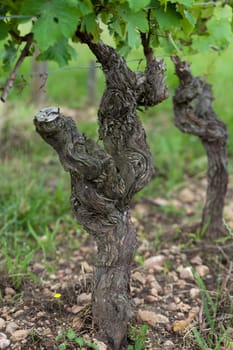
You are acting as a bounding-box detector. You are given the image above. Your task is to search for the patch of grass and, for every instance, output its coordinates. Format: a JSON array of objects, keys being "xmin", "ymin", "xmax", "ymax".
[
  {"xmin": 191, "ymin": 270, "xmax": 233, "ymax": 350},
  {"xmin": 0, "ymin": 105, "xmax": 87, "ymax": 285}
]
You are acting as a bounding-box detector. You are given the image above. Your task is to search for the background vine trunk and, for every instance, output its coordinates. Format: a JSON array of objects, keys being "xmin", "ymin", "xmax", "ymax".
[{"xmin": 172, "ymin": 56, "xmax": 228, "ymax": 239}]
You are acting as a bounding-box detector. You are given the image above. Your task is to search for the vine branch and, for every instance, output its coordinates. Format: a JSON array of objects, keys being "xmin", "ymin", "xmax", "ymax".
[{"xmin": 1, "ymin": 33, "xmax": 33, "ymax": 103}]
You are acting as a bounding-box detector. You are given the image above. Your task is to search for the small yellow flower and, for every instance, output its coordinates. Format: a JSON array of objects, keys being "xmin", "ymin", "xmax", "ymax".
[{"xmin": 54, "ymin": 293, "xmax": 61, "ymax": 299}]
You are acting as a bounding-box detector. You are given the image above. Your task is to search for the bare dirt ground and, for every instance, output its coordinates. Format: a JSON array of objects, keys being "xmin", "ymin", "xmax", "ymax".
[{"xmin": 0, "ymin": 178, "xmax": 233, "ymax": 350}]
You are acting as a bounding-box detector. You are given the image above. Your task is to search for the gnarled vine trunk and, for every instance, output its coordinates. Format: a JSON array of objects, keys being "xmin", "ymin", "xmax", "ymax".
[
  {"xmin": 172, "ymin": 56, "xmax": 228, "ymax": 239},
  {"xmin": 34, "ymin": 38, "xmax": 168, "ymax": 349}
]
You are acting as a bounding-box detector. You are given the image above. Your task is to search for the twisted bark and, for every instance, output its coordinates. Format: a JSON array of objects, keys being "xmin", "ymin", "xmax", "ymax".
[
  {"xmin": 172, "ymin": 56, "xmax": 228, "ymax": 239},
  {"xmin": 34, "ymin": 39, "xmax": 168, "ymax": 349}
]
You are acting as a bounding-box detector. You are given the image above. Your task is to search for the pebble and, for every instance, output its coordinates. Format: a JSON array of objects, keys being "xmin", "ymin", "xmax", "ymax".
[
  {"xmin": 11, "ymin": 329, "xmax": 29, "ymax": 341},
  {"xmin": 4, "ymin": 288, "xmax": 16, "ymax": 297},
  {"xmin": 164, "ymin": 340, "xmax": 175, "ymax": 349},
  {"xmin": 150, "ymin": 287, "xmax": 161, "ymax": 297},
  {"xmin": 137, "ymin": 310, "xmax": 157, "ymax": 327},
  {"xmin": 190, "ymin": 255, "xmax": 203, "ymax": 265},
  {"xmin": 144, "ymin": 295, "xmax": 157, "ymax": 303},
  {"xmin": 150, "ymin": 279, "xmax": 163, "ymax": 293},
  {"xmin": 77, "ymin": 293, "xmax": 91, "ymax": 304},
  {"xmin": 133, "ymin": 298, "xmax": 144, "ymax": 306},
  {"xmin": 195, "ymin": 265, "xmax": 210, "ymax": 278},
  {"xmin": 144, "ymin": 255, "xmax": 166, "ymax": 270},
  {"xmin": 177, "ymin": 266, "xmax": 194, "ymax": 280},
  {"xmin": 154, "ymin": 314, "xmax": 169, "ymax": 324},
  {"xmin": 6, "ymin": 322, "xmax": 19, "ymax": 335},
  {"xmin": 190, "ymin": 288, "xmax": 200, "ymax": 299},
  {"xmin": 13, "ymin": 310, "xmax": 24, "ymax": 318},
  {"xmin": 92, "ymin": 338, "xmax": 107, "ymax": 350},
  {"xmin": 0, "ymin": 333, "xmax": 10, "ymax": 349},
  {"xmin": 179, "ymin": 188, "xmax": 195, "ymax": 203},
  {"xmin": 132, "ymin": 271, "xmax": 146, "ymax": 285},
  {"xmin": 71, "ymin": 305, "xmax": 85, "ymax": 314},
  {"xmin": 137, "ymin": 310, "xmax": 169, "ymax": 327},
  {"xmin": 0, "ymin": 319, "xmax": 5, "ymax": 331},
  {"xmin": 167, "ymin": 302, "xmax": 177, "ymax": 311}
]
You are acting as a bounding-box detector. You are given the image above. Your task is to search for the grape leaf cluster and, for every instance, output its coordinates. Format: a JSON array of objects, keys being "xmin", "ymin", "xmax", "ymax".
[{"xmin": 0, "ymin": 0, "xmax": 232, "ymax": 70}]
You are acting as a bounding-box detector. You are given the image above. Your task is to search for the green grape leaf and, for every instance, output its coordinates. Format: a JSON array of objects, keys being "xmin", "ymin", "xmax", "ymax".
[
  {"xmin": 183, "ymin": 9, "xmax": 196, "ymax": 27},
  {"xmin": 192, "ymin": 34, "xmax": 213, "ymax": 52},
  {"xmin": 82, "ymin": 15, "xmax": 102, "ymax": 42},
  {"xmin": 168, "ymin": 0, "xmax": 194, "ymax": 8},
  {"xmin": 127, "ymin": 0, "xmax": 151, "ymax": 12},
  {"xmin": 119, "ymin": 8, "xmax": 148, "ymax": 47},
  {"xmin": 206, "ymin": 5, "xmax": 232, "ymax": 49},
  {"xmin": 155, "ymin": 4, "xmax": 182, "ymax": 30},
  {"xmin": 0, "ymin": 20, "xmax": 8, "ymax": 40},
  {"xmin": 109, "ymin": 18, "xmax": 126, "ymax": 39},
  {"xmin": 214, "ymin": 4, "xmax": 232, "ymax": 21},
  {"xmin": 38, "ymin": 38, "xmax": 76, "ymax": 66},
  {"xmin": 82, "ymin": 13, "xmax": 98, "ymax": 33},
  {"xmin": 2, "ymin": 40, "xmax": 17, "ymax": 71},
  {"xmin": 21, "ymin": 0, "xmax": 81, "ymax": 50},
  {"xmin": 77, "ymin": 0, "xmax": 93, "ymax": 15}
]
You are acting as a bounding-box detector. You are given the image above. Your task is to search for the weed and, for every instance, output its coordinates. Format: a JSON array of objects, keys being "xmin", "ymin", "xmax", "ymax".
[
  {"xmin": 56, "ymin": 329, "xmax": 99, "ymax": 350},
  {"xmin": 2, "ymin": 245, "xmax": 34, "ymax": 288},
  {"xmin": 191, "ymin": 270, "xmax": 233, "ymax": 349},
  {"xmin": 27, "ymin": 221, "xmax": 60, "ymax": 259},
  {"xmin": 187, "ymin": 220, "xmax": 210, "ymax": 243},
  {"xmin": 127, "ymin": 324, "xmax": 148, "ymax": 350}
]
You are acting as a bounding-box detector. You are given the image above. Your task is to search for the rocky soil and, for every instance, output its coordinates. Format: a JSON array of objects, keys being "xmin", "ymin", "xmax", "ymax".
[{"xmin": 0, "ymin": 178, "xmax": 233, "ymax": 350}]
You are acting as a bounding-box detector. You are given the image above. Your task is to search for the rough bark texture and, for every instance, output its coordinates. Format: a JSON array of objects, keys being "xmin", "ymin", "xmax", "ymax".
[
  {"xmin": 34, "ymin": 39, "xmax": 168, "ymax": 350},
  {"xmin": 172, "ymin": 56, "xmax": 228, "ymax": 239}
]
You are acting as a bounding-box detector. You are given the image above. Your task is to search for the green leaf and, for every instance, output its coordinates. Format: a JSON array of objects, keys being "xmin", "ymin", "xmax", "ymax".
[
  {"xmin": 2, "ymin": 40, "xmax": 17, "ymax": 71},
  {"xmin": 82, "ymin": 13, "xmax": 98, "ymax": 33},
  {"xmin": 58, "ymin": 342, "xmax": 67, "ymax": 350},
  {"xmin": 127, "ymin": 346, "xmax": 134, "ymax": 350},
  {"xmin": 66, "ymin": 329, "xmax": 76, "ymax": 340},
  {"xmin": 77, "ymin": 0, "xmax": 93, "ymax": 15},
  {"xmin": 127, "ymin": 0, "xmax": 151, "ymax": 12},
  {"xmin": 168, "ymin": 0, "xmax": 194, "ymax": 8},
  {"xmin": 155, "ymin": 3, "xmax": 182, "ymax": 30},
  {"xmin": 214, "ymin": 4, "xmax": 232, "ymax": 21},
  {"xmin": 192, "ymin": 327, "xmax": 208, "ymax": 350},
  {"xmin": 0, "ymin": 21, "xmax": 8, "ymax": 40},
  {"xmin": 75, "ymin": 337, "xmax": 84, "ymax": 346},
  {"xmin": 119, "ymin": 8, "xmax": 148, "ymax": 48},
  {"xmin": 183, "ymin": 9, "xmax": 196, "ymax": 26},
  {"xmin": 38, "ymin": 38, "xmax": 76, "ymax": 66},
  {"xmin": 207, "ymin": 5, "xmax": 232, "ymax": 50},
  {"xmin": 191, "ymin": 34, "xmax": 213, "ymax": 52},
  {"xmin": 21, "ymin": 0, "xmax": 80, "ymax": 50}
]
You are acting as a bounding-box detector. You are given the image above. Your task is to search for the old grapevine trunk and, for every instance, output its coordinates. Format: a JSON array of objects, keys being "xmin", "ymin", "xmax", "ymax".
[
  {"xmin": 34, "ymin": 39, "xmax": 168, "ymax": 350},
  {"xmin": 172, "ymin": 56, "xmax": 228, "ymax": 239}
]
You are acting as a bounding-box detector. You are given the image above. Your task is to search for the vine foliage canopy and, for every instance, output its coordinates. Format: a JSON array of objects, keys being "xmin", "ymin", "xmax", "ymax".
[{"xmin": 0, "ymin": 0, "xmax": 232, "ymax": 74}]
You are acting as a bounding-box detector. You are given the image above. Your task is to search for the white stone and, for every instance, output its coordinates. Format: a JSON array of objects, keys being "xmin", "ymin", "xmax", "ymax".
[
  {"xmin": 195, "ymin": 265, "xmax": 210, "ymax": 278},
  {"xmin": 5, "ymin": 322, "xmax": 19, "ymax": 335},
  {"xmin": 11, "ymin": 329, "xmax": 30, "ymax": 341},
  {"xmin": 190, "ymin": 288, "xmax": 200, "ymax": 299},
  {"xmin": 164, "ymin": 340, "xmax": 175, "ymax": 349},
  {"xmin": 0, "ymin": 319, "xmax": 5, "ymax": 331},
  {"xmin": 0, "ymin": 333, "xmax": 10, "ymax": 349},
  {"xmin": 177, "ymin": 266, "xmax": 194, "ymax": 280},
  {"xmin": 144, "ymin": 255, "xmax": 166, "ymax": 270}
]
